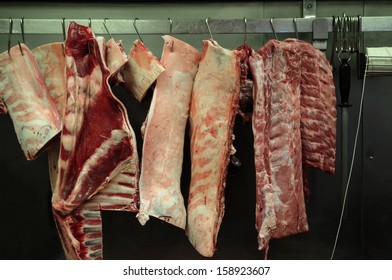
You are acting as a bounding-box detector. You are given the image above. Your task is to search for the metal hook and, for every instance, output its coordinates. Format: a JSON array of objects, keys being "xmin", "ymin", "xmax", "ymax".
[
  {"xmin": 133, "ymin": 18, "xmax": 143, "ymax": 43},
  {"xmin": 270, "ymin": 18, "xmax": 278, "ymax": 40},
  {"xmin": 168, "ymin": 18, "xmax": 173, "ymax": 36},
  {"xmin": 18, "ymin": 41, "xmax": 24, "ymax": 56},
  {"xmin": 293, "ymin": 17, "xmax": 299, "ymax": 39},
  {"xmin": 8, "ymin": 18, "xmax": 13, "ymax": 54},
  {"xmin": 103, "ymin": 18, "xmax": 113, "ymax": 39},
  {"xmin": 205, "ymin": 17, "xmax": 214, "ymax": 40},
  {"xmin": 20, "ymin": 17, "xmax": 25, "ymax": 44},
  {"xmin": 243, "ymin": 17, "xmax": 248, "ymax": 45},
  {"xmin": 88, "ymin": 18, "xmax": 92, "ymax": 28},
  {"xmin": 62, "ymin": 18, "xmax": 66, "ymax": 41}
]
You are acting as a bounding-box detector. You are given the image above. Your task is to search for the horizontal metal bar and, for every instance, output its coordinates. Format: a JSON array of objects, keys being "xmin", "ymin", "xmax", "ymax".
[
  {"xmin": 0, "ymin": 18, "xmax": 331, "ymax": 35},
  {"xmin": 0, "ymin": 16, "xmax": 390, "ymax": 36},
  {"xmin": 361, "ymin": 16, "xmax": 392, "ymax": 32}
]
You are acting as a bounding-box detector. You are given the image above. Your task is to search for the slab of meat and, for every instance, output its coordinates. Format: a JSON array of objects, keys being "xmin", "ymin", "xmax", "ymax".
[
  {"xmin": 137, "ymin": 35, "xmax": 200, "ymax": 229},
  {"xmin": 186, "ymin": 39, "xmax": 240, "ymax": 257},
  {"xmin": 32, "ymin": 42, "xmax": 67, "ymax": 116},
  {"xmin": 120, "ymin": 40, "xmax": 165, "ymax": 101},
  {"xmin": 285, "ymin": 39, "xmax": 336, "ymax": 174},
  {"xmin": 106, "ymin": 38, "xmax": 127, "ymax": 84},
  {"xmin": 52, "ymin": 21, "xmax": 138, "ymax": 216},
  {"xmin": 251, "ymin": 40, "xmax": 309, "ymax": 255},
  {"xmin": 0, "ymin": 43, "xmax": 61, "ymax": 160}
]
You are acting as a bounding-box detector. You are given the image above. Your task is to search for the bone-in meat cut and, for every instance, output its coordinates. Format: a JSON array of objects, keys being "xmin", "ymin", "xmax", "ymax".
[
  {"xmin": 137, "ymin": 35, "xmax": 200, "ymax": 229},
  {"xmin": 250, "ymin": 39, "xmax": 321, "ymax": 255},
  {"xmin": 186, "ymin": 39, "xmax": 240, "ymax": 257},
  {"xmin": 287, "ymin": 39, "xmax": 336, "ymax": 174},
  {"xmin": 0, "ymin": 43, "xmax": 61, "ymax": 160},
  {"xmin": 32, "ymin": 32, "xmax": 139, "ymax": 259},
  {"xmin": 52, "ymin": 21, "xmax": 139, "ymax": 216}
]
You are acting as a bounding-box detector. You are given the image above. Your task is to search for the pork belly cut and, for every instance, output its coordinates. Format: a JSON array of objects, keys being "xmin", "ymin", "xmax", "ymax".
[
  {"xmin": 251, "ymin": 40, "xmax": 309, "ymax": 254},
  {"xmin": 186, "ymin": 39, "xmax": 240, "ymax": 257},
  {"xmin": 0, "ymin": 44, "xmax": 61, "ymax": 160},
  {"xmin": 52, "ymin": 22, "xmax": 139, "ymax": 216},
  {"xmin": 120, "ymin": 40, "xmax": 165, "ymax": 101},
  {"xmin": 137, "ymin": 35, "xmax": 200, "ymax": 229}
]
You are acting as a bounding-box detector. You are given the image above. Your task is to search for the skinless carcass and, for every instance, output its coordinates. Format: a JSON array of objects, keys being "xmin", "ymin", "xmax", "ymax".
[
  {"xmin": 52, "ymin": 21, "xmax": 139, "ymax": 216},
  {"xmin": 0, "ymin": 43, "xmax": 62, "ymax": 160},
  {"xmin": 137, "ymin": 35, "xmax": 200, "ymax": 229},
  {"xmin": 186, "ymin": 39, "xmax": 240, "ymax": 257},
  {"xmin": 119, "ymin": 40, "xmax": 165, "ymax": 102},
  {"xmin": 32, "ymin": 25, "xmax": 139, "ymax": 259},
  {"xmin": 246, "ymin": 39, "xmax": 335, "ymax": 256}
]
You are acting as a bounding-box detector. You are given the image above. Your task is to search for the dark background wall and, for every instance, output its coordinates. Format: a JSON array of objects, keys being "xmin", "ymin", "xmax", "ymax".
[{"xmin": 0, "ymin": 1, "xmax": 391, "ymax": 260}]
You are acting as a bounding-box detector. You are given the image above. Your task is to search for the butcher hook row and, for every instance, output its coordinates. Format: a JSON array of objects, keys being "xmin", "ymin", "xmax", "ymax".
[{"xmin": 7, "ymin": 18, "xmax": 24, "ymax": 55}]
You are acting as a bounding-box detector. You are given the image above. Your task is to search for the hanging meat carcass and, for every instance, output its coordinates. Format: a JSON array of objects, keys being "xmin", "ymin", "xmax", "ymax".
[
  {"xmin": 31, "ymin": 24, "xmax": 139, "ymax": 259},
  {"xmin": 0, "ymin": 43, "xmax": 62, "ymax": 160},
  {"xmin": 137, "ymin": 35, "xmax": 200, "ymax": 229},
  {"xmin": 52, "ymin": 21, "xmax": 139, "ymax": 216},
  {"xmin": 186, "ymin": 39, "xmax": 240, "ymax": 257},
  {"xmin": 250, "ymin": 40, "xmax": 308, "ymax": 255},
  {"xmin": 250, "ymin": 39, "xmax": 336, "ymax": 256}
]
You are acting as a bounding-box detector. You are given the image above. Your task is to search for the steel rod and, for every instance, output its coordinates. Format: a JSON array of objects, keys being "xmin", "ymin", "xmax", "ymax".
[{"xmin": 0, "ymin": 16, "xmax": 390, "ymax": 36}]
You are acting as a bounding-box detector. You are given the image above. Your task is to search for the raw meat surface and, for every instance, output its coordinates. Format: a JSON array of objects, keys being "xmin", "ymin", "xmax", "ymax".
[
  {"xmin": 52, "ymin": 22, "xmax": 138, "ymax": 216},
  {"xmin": 0, "ymin": 43, "xmax": 61, "ymax": 160},
  {"xmin": 251, "ymin": 40, "xmax": 309, "ymax": 254},
  {"xmin": 0, "ymin": 98, "xmax": 6, "ymax": 114},
  {"xmin": 33, "ymin": 42, "xmax": 67, "ymax": 116},
  {"xmin": 106, "ymin": 38, "xmax": 127, "ymax": 84},
  {"xmin": 31, "ymin": 35, "xmax": 138, "ymax": 259},
  {"xmin": 137, "ymin": 35, "xmax": 200, "ymax": 229},
  {"xmin": 286, "ymin": 39, "xmax": 336, "ymax": 174},
  {"xmin": 120, "ymin": 40, "xmax": 165, "ymax": 101},
  {"xmin": 186, "ymin": 39, "xmax": 240, "ymax": 257},
  {"xmin": 53, "ymin": 208, "xmax": 103, "ymax": 260},
  {"xmin": 236, "ymin": 44, "xmax": 254, "ymax": 121}
]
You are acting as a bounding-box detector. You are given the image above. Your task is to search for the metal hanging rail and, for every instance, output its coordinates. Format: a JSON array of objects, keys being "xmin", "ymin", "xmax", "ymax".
[{"xmin": 0, "ymin": 17, "xmax": 391, "ymax": 36}]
